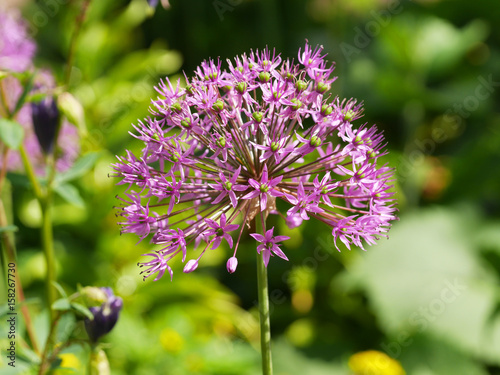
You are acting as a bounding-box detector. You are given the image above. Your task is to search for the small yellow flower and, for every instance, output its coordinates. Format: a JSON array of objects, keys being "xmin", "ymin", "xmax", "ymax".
[
  {"xmin": 52, "ymin": 353, "xmax": 83, "ymax": 374},
  {"xmin": 348, "ymin": 350, "xmax": 405, "ymax": 375},
  {"xmin": 160, "ymin": 327, "xmax": 184, "ymax": 354}
]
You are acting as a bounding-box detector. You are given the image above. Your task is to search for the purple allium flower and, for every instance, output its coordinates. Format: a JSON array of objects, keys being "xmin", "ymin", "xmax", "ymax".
[
  {"xmin": 84, "ymin": 287, "xmax": 123, "ymax": 343},
  {"xmin": 0, "ymin": 9, "xmax": 36, "ymax": 73},
  {"xmin": 113, "ymin": 41, "xmax": 397, "ymax": 280},
  {"xmin": 0, "ymin": 10, "xmax": 79, "ymax": 176},
  {"xmin": 250, "ymin": 227, "xmax": 290, "ymax": 267}
]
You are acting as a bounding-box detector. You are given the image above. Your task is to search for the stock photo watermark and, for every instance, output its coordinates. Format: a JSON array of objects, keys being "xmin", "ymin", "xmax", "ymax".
[
  {"xmin": 213, "ymin": 0, "xmax": 243, "ymax": 21},
  {"xmin": 397, "ymin": 74, "xmax": 500, "ymax": 182},
  {"xmin": 340, "ymin": 0, "xmax": 413, "ymax": 63}
]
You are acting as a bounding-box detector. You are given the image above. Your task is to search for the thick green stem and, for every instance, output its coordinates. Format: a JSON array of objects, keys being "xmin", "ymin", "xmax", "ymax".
[{"xmin": 255, "ymin": 212, "xmax": 273, "ymax": 375}]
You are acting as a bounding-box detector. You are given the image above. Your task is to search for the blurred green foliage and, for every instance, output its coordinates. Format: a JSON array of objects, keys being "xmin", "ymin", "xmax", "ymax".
[{"xmin": 1, "ymin": 0, "xmax": 500, "ymax": 374}]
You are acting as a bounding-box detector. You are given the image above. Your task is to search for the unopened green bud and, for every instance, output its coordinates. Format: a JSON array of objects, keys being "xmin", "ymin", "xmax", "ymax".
[
  {"xmin": 171, "ymin": 102, "xmax": 182, "ymax": 113},
  {"xmin": 259, "ymin": 71, "xmax": 270, "ymax": 82},
  {"xmin": 79, "ymin": 287, "xmax": 108, "ymax": 307},
  {"xmin": 310, "ymin": 135, "xmax": 322, "ymax": 147},
  {"xmin": 291, "ymin": 98, "xmax": 302, "ymax": 111},
  {"xmin": 212, "ymin": 99, "xmax": 224, "ymax": 112},
  {"xmin": 316, "ymin": 82, "xmax": 329, "ymax": 93},
  {"xmin": 236, "ymin": 82, "xmax": 247, "ymax": 94},
  {"xmin": 295, "ymin": 80, "xmax": 307, "ymax": 91},
  {"xmin": 252, "ymin": 111, "xmax": 263, "ymax": 123},
  {"xmin": 344, "ymin": 109, "xmax": 355, "ymax": 121},
  {"xmin": 217, "ymin": 136, "xmax": 226, "ymax": 148},
  {"xmin": 321, "ymin": 104, "xmax": 332, "ymax": 116},
  {"xmin": 180, "ymin": 118, "xmax": 191, "ymax": 128},
  {"xmin": 58, "ymin": 92, "xmax": 86, "ymax": 135}
]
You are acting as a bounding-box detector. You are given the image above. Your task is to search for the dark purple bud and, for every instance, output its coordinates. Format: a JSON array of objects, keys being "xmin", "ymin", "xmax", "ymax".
[
  {"xmin": 31, "ymin": 97, "xmax": 60, "ymax": 154},
  {"xmin": 84, "ymin": 288, "xmax": 123, "ymax": 343}
]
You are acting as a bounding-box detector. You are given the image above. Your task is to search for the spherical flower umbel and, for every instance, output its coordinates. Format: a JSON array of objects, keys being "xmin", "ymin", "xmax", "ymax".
[{"xmin": 112, "ymin": 42, "xmax": 397, "ymax": 281}]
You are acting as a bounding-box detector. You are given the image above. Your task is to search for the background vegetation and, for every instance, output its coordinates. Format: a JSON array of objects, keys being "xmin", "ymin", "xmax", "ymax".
[{"xmin": 1, "ymin": 0, "xmax": 500, "ymax": 374}]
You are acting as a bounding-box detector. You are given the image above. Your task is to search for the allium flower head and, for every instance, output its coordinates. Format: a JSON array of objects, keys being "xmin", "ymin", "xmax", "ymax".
[
  {"xmin": 113, "ymin": 41, "xmax": 397, "ymax": 281},
  {"xmin": 0, "ymin": 9, "xmax": 36, "ymax": 73}
]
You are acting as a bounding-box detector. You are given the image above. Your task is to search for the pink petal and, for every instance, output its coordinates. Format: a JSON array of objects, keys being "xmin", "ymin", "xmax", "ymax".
[
  {"xmin": 250, "ymin": 233, "xmax": 265, "ymax": 242},
  {"xmin": 224, "ymin": 233, "xmax": 234, "ymax": 248},
  {"xmin": 260, "ymin": 193, "xmax": 267, "ymax": 211},
  {"xmin": 212, "ymin": 191, "xmax": 227, "ymax": 204},
  {"xmin": 248, "ymin": 179, "xmax": 260, "ymax": 190},
  {"xmin": 242, "ymin": 190, "xmax": 260, "ymax": 199},
  {"xmin": 229, "ymin": 191, "xmax": 238, "ymax": 208},
  {"xmin": 211, "ymin": 237, "xmax": 222, "ymax": 250},
  {"xmin": 262, "ymin": 249, "xmax": 271, "ymax": 267},
  {"xmin": 271, "ymin": 245, "xmax": 288, "ymax": 261},
  {"xmin": 225, "ymin": 224, "xmax": 240, "ymax": 232}
]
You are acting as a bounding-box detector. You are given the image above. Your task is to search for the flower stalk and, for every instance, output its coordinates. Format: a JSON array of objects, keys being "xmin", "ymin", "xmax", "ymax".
[{"xmin": 255, "ymin": 211, "xmax": 273, "ymax": 375}]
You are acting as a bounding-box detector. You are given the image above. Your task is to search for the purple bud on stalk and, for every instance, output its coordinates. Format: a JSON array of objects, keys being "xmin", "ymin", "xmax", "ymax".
[
  {"xmin": 226, "ymin": 257, "xmax": 238, "ymax": 273},
  {"xmin": 286, "ymin": 213, "xmax": 303, "ymax": 229},
  {"xmin": 31, "ymin": 97, "xmax": 60, "ymax": 155},
  {"xmin": 84, "ymin": 288, "xmax": 123, "ymax": 343},
  {"xmin": 183, "ymin": 259, "xmax": 199, "ymax": 273}
]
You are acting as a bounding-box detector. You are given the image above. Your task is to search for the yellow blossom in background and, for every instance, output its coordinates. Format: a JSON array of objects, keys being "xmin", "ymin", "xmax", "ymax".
[
  {"xmin": 53, "ymin": 353, "xmax": 83, "ymax": 374},
  {"xmin": 160, "ymin": 327, "xmax": 184, "ymax": 354},
  {"xmin": 348, "ymin": 350, "xmax": 406, "ymax": 375}
]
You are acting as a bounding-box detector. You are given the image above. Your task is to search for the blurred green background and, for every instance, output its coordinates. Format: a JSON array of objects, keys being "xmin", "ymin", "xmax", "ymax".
[{"xmin": 2, "ymin": 0, "xmax": 500, "ymax": 374}]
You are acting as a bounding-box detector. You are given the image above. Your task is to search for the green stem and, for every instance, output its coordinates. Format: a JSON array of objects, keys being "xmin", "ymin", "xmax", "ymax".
[
  {"xmin": 19, "ymin": 145, "xmax": 43, "ymax": 201},
  {"xmin": 64, "ymin": 0, "xmax": 92, "ymax": 86},
  {"xmin": 255, "ymin": 212, "xmax": 273, "ymax": 375},
  {"xmin": 40, "ymin": 197, "xmax": 56, "ymax": 321},
  {"xmin": 0, "ymin": 185, "xmax": 40, "ymax": 355},
  {"xmin": 38, "ymin": 312, "xmax": 61, "ymax": 375}
]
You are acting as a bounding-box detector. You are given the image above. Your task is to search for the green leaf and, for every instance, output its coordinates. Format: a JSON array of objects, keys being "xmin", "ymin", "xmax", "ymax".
[
  {"xmin": 6, "ymin": 173, "xmax": 33, "ymax": 188},
  {"xmin": 52, "ymin": 298, "xmax": 71, "ymax": 311},
  {"xmin": 12, "ymin": 72, "xmax": 35, "ymax": 116},
  {"xmin": 55, "ymin": 152, "xmax": 100, "ymax": 185},
  {"xmin": 70, "ymin": 302, "xmax": 94, "ymax": 320},
  {"xmin": 54, "ymin": 183, "xmax": 85, "ymax": 207},
  {"xmin": 0, "ymin": 119, "xmax": 25, "ymax": 149},
  {"xmin": 52, "ymin": 281, "xmax": 68, "ymax": 298},
  {"xmin": 0, "ymin": 225, "xmax": 18, "ymax": 233}
]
